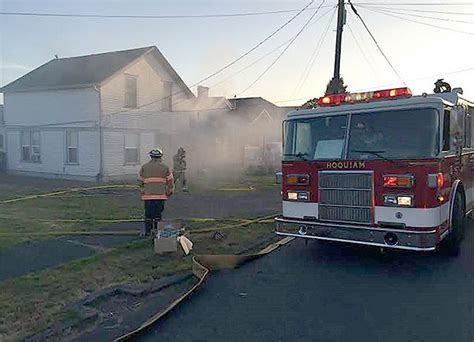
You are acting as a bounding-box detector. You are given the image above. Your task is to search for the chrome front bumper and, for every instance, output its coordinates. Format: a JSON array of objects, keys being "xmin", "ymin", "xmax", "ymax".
[{"xmin": 275, "ymin": 217, "xmax": 438, "ymax": 251}]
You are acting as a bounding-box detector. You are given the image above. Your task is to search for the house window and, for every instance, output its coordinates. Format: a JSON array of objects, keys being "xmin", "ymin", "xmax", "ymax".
[
  {"xmin": 21, "ymin": 131, "xmax": 41, "ymax": 163},
  {"xmin": 124, "ymin": 75, "xmax": 138, "ymax": 108},
  {"xmin": 162, "ymin": 81, "xmax": 172, "ymax": 112},
  {"xmin": 124, "ymin": 133, "xmax": 139, "ymax": 164},
  {"xmin": 0, "ymin": 133, "xmax": 4, "ymax": 150},
  {"xmin": 66, "ymin": 131, "xmax": 79, "ymax": 164}
]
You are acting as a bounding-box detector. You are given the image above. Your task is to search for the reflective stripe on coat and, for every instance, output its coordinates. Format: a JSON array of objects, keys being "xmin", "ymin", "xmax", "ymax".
[{"xmin": 138, "ymin": 159, "xmax": 174, "ymax": 201}]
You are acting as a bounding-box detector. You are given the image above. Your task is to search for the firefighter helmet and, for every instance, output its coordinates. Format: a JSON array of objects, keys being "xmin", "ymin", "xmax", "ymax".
[{"xmin": 149, "ymin": 147, "xmax": 163, "ymax": 158}]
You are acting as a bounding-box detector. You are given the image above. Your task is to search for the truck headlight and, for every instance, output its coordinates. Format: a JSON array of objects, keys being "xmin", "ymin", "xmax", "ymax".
[
  {"xmin": 397, "ymin": 196, "xmax": 413, "ymax": 207},
  {"xmin": 383, "ymin": 194, "xmax": 414, "ymax": 207},
  {"xmin": 287, "ymin": 191, "xmax": 309, "ymax": 201},
  {"xmin": 297, "ymin": 192, "xmax": 309, "ymax": 201},
  {"xmin": 287, "ymin": 191, "xmax": 298, "ymax": 200}
]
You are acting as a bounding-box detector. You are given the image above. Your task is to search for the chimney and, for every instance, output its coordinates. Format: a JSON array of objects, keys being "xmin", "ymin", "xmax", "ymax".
[{"xmin": 197, "ymin": 86, "xmax": 209, "ymax": 98}]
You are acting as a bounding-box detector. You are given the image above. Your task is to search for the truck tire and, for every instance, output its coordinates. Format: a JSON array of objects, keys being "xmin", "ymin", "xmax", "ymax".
[{"xmin": 440, "ymin": 191, "xmax": 466, "ymax": 256}]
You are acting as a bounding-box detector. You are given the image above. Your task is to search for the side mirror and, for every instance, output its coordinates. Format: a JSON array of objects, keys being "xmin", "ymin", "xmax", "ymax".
[
  {"xmin": 275, "ymin": 171, "xmax": 283, "ymax": 184},
  {"xmin": 452, "ymin": 132, "xmax": 463, "ymax": 148}
]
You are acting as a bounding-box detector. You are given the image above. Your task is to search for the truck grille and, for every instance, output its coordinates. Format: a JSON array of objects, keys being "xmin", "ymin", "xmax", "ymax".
[{"xmin": 318, "ymin": 171, "xmax": 373, "ymax": 224}]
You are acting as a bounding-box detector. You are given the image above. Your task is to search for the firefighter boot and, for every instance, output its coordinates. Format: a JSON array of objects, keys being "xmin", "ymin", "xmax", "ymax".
[
  {"xmin": 152, "ymin": 219, "xmax": 159, "ymax": 235},
  {"xmin": 142, "ymin": 219, "xmax": 153, "ymax": 237}
]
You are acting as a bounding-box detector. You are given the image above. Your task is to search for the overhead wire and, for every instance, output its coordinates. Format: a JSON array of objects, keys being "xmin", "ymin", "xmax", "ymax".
[
  {"xmin": 102, "ymin": 0, "xmax": 315, "ymax": 117},
  {"xmin": 346, "ymin": 15, "xmax": 378, "ymax": 78},
  {"xmin": 351, "ymin": 66, "xmax": 474, "ymax": 93},
  {"xmin": 357, "ymin": 5, "xmax": 474, "ymax": 35},
  {"xmin": 356, "ymin": 6, "xmax": 474, "ymax": 24},
  {"xmin": 354, "ymin": 5, "xmax": 474, "ymax": 16},
  {"xmin": 348, "ymin": 1, "xmax": 406, "ymax": 85},
  {"xmin": 354, "ymin": 2, "xmax": 474, "ymax": 6},
  {"xmin": 142, "ymin": 66, "xmax": 474, "ymax": 110},
  {"xmin": 0, "ymin": 5, "xmax": 336, "ymax": 19},
  {"xmin": 236, "ymin": 0, "xmax": 327, "ymax": 97},
  {"xmin": 293, "ymin": 7, "xmax": 337, "ymax": 95},
  {"xmin": 209, "ymin": 6, "xmax": 336, "ymax": 91}
]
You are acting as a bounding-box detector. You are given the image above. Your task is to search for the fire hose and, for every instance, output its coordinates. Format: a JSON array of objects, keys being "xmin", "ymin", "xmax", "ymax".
[{"xmin": 114, "ymin": 236, "xmax": 294, "ymax": 341}]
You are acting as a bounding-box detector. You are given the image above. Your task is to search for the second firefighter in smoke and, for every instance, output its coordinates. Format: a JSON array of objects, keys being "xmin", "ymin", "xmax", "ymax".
[{"xmin": 173, "ymin": 147, "xmax": 188, "ymax": 192}]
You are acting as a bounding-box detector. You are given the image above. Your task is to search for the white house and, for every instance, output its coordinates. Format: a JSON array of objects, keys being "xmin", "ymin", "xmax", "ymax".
[
  {"xmin": 1, "ymin": 46, "xmax": 196, "ymax": 181},
  {"xmin": 0, "ymin": 105, "xmax": 5, "ymax": 171}
]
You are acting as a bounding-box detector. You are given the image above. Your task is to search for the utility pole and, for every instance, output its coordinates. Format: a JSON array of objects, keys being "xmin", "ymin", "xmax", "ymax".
[{"xmin": 326, "ymin": 0, "xmax": 347, "ymax": 95}]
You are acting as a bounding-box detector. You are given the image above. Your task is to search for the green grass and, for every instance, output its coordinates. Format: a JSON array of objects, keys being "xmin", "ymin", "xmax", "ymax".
[
  {"xmin": 0, "ymin": 222, "xmax": 276, "ymax": 340},
  {"xmin": 0, "ymin": 239, "xmax": 191, "ymax": 340},
  {"xmin": 0, "ymin": 189, "xmax": 143, "ymax": 249},
  {"xmin": 0, "ymin": 174, "xmax": 278, "ymax": 249},
  {"xmin": 0, "ymin": 175, "xmax": 278, "ymax": 338}
]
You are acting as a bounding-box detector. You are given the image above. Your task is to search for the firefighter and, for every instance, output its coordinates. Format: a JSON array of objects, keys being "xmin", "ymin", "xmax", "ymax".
[
  {"xmin": 173, "ymin": 147, "xmax": 188, "ymax": 192},
  {"xmin": 138, "ymin": 147, "xmax": 174, "ymax": 236}
]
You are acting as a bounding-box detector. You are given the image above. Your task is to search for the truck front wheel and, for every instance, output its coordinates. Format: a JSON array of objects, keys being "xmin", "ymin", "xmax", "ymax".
[{"xmin": 440, "ymin": 191, "xmax": 466, "ymax": 257}]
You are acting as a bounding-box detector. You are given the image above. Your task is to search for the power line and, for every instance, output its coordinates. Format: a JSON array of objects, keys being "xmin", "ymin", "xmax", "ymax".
[
  {"xmin": 357, "ymin": 6, "xmax": 474, "ymax": 24},
  {"xmin": 354, "ymin": 2, "xmax": 474, "ymax": 6},
  {"xmin": 360, "ymin": 6, "xmax": 474, "ymax": 35},
  {"xmin": 120, "ymin": 67, "xmax": 474, "ymax": 112},
  {"xmin": 103, "ymin": 1, "xmax": 315, "ymax": 117},
  {"xmin": 0, "ymin": 5, "xmax": 336, "ymax": 20},
  {"xmin": 210, "ymin": 7, "xmax": 336, "ymax": 90},
  {"xmin": 294, "ymin": 7, "xmax": 337, "ymax": 95},
  {"xmin": 346, "ymin": 19, "xmax": 378, "ymax": 77},
  {"xmin": 237, "ymin": 0, "xmax": 327, "ymax": 97},
  {"xmin": 351, "ymin": 66, "xmax": 474, "ymax": 92},
  {"xmin": 348, "ymin": 1, "xmax": 406, "ymax": 85},
  {"xmin": 356, "ymin": 5, "xmax": 474, "ymax": 16}
]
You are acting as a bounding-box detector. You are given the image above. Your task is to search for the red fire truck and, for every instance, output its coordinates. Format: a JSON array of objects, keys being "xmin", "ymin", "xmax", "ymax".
[{"xmin": 276, "ymin": 86, "xmax": 473, "ymax": 255}]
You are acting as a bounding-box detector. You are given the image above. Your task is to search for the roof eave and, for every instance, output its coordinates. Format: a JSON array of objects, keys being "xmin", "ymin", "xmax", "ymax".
[{"xmin": 1, "ymin": 83, "xmax": 97, "ymax": 94}]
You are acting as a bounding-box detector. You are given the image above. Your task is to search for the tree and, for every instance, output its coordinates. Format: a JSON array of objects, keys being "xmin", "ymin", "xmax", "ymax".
[{"xmin": 325, "ymin": 77, "xmax": 348, "ymax": 95}]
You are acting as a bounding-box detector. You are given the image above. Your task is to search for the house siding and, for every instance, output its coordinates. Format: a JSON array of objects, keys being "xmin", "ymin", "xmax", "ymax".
[
  {"xmin": 6, "ymin": 129, "xmax": 100, "ymax": 179},
  {"xmin": 4, "ymin": 88, "xmax": 101, "ymax": 179},
  {"xmin": 100, "ymin": 54, "xmax": 189, "ymax": 115},
  {"xmin": 2, "ymin": 50, "xmax": 196, "ymax": 181},
  {"xmin": 102, "ymin": 130, "xmax": 154, "ymax": 180}
]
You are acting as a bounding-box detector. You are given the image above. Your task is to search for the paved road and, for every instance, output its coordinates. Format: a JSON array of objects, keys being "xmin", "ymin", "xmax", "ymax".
[
  {"xmin": 0, "ymin": 236, "xmax": 139, "ymax": 281},
  {"xmin": 141, "ymin": 220, "xmax": 473, "ymax": 342}
]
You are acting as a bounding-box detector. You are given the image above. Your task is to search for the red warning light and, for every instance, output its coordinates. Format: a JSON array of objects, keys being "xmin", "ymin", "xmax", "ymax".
[{"xmin": 317, "ymin": 87, "xmax": 412, "ymax": 107}]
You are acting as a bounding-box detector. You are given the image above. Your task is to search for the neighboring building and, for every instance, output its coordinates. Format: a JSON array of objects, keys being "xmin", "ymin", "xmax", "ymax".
[
  {"xmin": 0, "ymin": 46, "xmax": 195, "ymax": 181},
  {"xmin": 228, "ymin": 97, "xmax": 295, "ymax": 172},
  {"xmin": 0, "ymin": 105, "xmax": 5, "ymax": 171},
  {"xmin": 0, "ymin": 46, "xmax": 295, "ymax": 180}
]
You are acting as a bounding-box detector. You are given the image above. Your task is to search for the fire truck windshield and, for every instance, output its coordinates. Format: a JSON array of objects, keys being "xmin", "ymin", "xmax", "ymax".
[{"xmin": 284, "ymin": 108, "xmax": 439, "ymax": 161}]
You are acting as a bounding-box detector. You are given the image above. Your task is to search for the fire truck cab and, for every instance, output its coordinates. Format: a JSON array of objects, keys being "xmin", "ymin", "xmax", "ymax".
[{"xmin": 276, "ymin": 86, "xmax": 473, "ymax": 255}]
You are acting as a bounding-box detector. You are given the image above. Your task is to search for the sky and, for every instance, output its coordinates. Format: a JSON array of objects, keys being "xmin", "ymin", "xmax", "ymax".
[{"xmin": 1, "ymin": 0, "xmax": 473, "ymax": 106}]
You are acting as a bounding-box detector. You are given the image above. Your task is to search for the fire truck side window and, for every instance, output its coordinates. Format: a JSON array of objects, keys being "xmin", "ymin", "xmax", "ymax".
[
  {"xmin": 442, "ymin": 109, "xmax": 451, "ymax": 152},
  {"xmin": 294, "ymin": 121, "xmax": 312, "ymax": 156},
  {"xmin": 465, "ymin": 109, "xmax": 472, "ymax": 148}
]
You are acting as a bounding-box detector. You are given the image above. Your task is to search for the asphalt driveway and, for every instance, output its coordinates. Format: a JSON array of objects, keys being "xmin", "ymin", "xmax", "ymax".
[{"xmin": 141, "ymin": 220, "xmax": 473, "ymax": 342}]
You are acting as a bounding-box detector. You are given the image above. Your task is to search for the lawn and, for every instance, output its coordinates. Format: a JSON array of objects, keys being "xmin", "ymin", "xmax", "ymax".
[
  {"xmin": 0, "ymin": 174, "xmax": 279, "ymax": 340},
  {"xmin": 0, "ymin": 222, "xmax": 276, "ymax": 340}
]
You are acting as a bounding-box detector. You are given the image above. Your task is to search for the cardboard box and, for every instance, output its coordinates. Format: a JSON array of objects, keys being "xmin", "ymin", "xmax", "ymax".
[
  {"xmin": 154, "ymin": 236, "xmax": 177, "ymax": 254},
  {"xmin": 154, "ymin": 221, "xmax": 181, "ymax": 254}
]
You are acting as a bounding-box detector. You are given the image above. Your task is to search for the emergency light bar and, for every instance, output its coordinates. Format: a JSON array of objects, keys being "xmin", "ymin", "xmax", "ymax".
[{"xmin": 317, "ymin": 87, "xmax": 412, "ymax": 106}]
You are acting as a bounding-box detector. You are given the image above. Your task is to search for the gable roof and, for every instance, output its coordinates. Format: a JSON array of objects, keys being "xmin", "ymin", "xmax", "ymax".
[
  {"xmin": 1, "ymin": 46, "xmax": 194, "ymax": 97},
  {"xmin": 228, "ymin": 97, "xmax": 293, "ymax": 122},
  {"xmin": 231, "ymin": 97, "xmax": 278, "ymax": 109}
]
